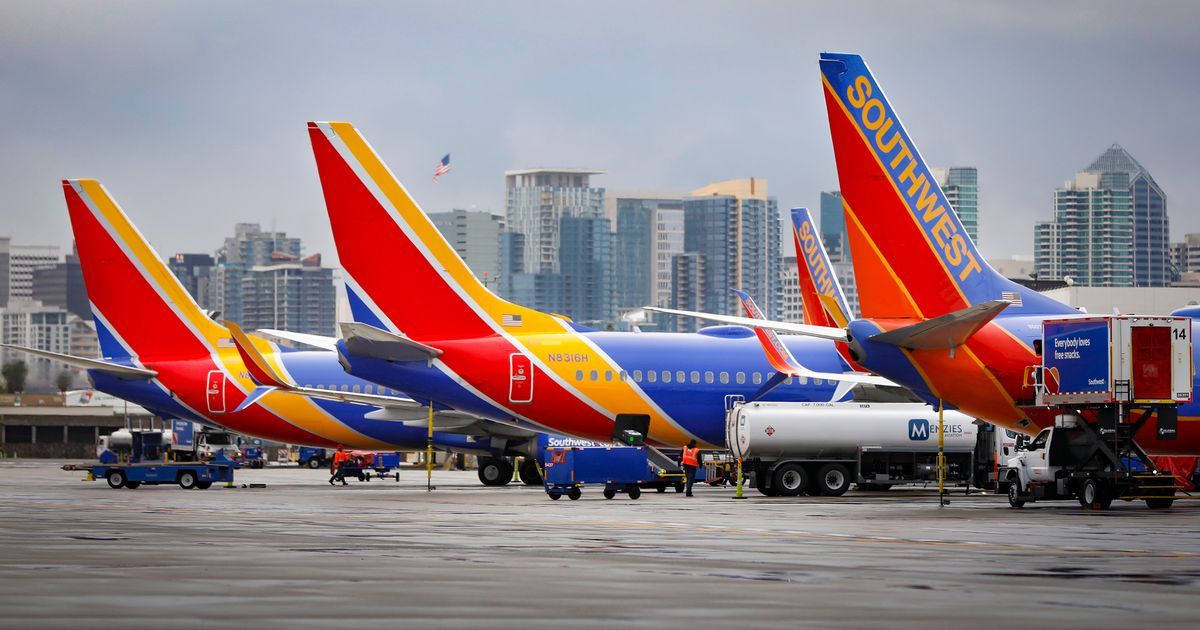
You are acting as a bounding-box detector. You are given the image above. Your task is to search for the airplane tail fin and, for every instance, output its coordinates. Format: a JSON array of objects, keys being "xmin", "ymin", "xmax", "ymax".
[
  {"xmin": 818, "ymin": 52, "xmax": 1075, "ymax": 320},
  {"xmin": 306, "ymin": 122, "xmax": 553, "ymax": 342},
  {"xmin": 63, "ymin": 179, "xmax": 229, "ymax": 361},
  {"xmin": 790, "ymin": 207, "xmax": 851, "ymax": 327}
]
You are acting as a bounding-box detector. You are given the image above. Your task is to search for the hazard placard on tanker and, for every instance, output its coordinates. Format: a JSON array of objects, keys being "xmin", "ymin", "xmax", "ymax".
[{"xmin": 1041, "ymin": 315, "xmax": 1192, "ymax": 406}]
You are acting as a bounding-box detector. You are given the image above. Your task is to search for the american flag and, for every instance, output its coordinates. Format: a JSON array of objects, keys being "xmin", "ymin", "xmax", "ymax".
[
  {"xmin": 1001, "ymin": 291, "xmax": 1023, "ymax": 307},
  {"xmin": 432, "ymin": 154, "xmax": 451, "ymax": 182},
  {"xmin": 502, "ymin": 313, "xmax": 523, "ymax": 327}
]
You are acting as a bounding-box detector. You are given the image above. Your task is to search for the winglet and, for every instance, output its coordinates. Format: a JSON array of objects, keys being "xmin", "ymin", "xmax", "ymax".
[{"xmin": 225, "ymin": 321, "xmax": 293, "ymax": 389}]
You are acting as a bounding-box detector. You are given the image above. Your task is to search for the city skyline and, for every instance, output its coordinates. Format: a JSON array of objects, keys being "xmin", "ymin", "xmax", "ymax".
[{"xmin": 2, "ymin": 3, "xmax": 1199, "ymax": 267}]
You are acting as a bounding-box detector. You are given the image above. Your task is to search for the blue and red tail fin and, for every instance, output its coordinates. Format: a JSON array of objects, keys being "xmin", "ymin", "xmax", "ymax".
[
  {"xmin": 819, "ymin": 53, "xmax": 1074, "ymax": 320},
  {"xmin": 306, "ymin": 122, "xmax": 554, "ymax": 342},
  {"xmin": 64, "ymin": 179, "xmax": 228, "ymax": 361},
  {"xmin": 790, "ymin": 207, "xmax": 850, "ymax": 328}
]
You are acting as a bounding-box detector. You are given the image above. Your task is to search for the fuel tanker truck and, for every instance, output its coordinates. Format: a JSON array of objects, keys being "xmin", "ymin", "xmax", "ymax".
[{"xmin": 727, "ymin": 401, "xmax": 978, "ymax": 497}]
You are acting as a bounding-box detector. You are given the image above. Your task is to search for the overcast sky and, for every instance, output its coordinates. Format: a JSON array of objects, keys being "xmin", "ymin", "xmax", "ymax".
[{"xmin": 2, "ymin": 1, "xmax": 1198, "ymax": 265}]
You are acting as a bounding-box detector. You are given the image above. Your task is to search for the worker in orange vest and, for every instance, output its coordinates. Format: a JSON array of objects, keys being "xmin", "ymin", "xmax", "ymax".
[
  {"xmin": 680, "ymin": 439, "xmax": 700, "ymax": 497},
  {"xmin": 329, "ymin": 445, "xmax": 350, "ymax": 486}
]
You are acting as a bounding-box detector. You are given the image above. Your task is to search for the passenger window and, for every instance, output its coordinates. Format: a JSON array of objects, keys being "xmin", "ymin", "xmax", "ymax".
[
  {"xmin": 605, "ymin": 371, "xmax": 613, "ymax": 382},
  {"xmin": 704, "ymin": 371, "xmax": 714, "ymax": 384},
  {"xmin": 736, "ymin": 372, "xmax": 746, "ymax": 384},
  {"xmin": 752, "ymin": 372, "xmax": 762, "ymax": 385},
  {"xmin": 315, "ymin": 384, "xmax": 323, "ymax": 390},
  {"xmin": 798, "ymin": 376, "xmax": 807, "ymax": 385},
  {"xmin": 720, "ymin": 372, "xmax": 729, "ymax": 384},
  {"xmin": 341, "ymin": 385, "xmax": 349, "ymax": 392},
  {"xmin": 619, "ymin": 371, "xmax": 627, "ymax": 382},
  {"xmin": 647, "ymin": 371, "xmax": 657, "ymax": 383},
  {"xmin": 590, "ymin": 370, "xmax": 599, "ymax": 382},
  {"xmin": 575, "ymin": 370, "xmax": 583, "ymax": 381},
  {"xmin": 676, "ymin": 370, "xmax": 685, "ymax": 383},
  {"xmin": 633, "ymin": 370, "xmax": 643, "ymax": 382},
  {"xmin": 813, "ymin": 378, "xmax": 823, "ymax": 386},
  {"xmin": 352, "ymin": 384, "xmax": 361, "ymax": 393},
  {"xmin": 662, "ymin": 370, "xmax": 672, "ymax": 383},
  {"xmin": 690, "ymin": 371, "xmax": 700, "ymax": 384}
]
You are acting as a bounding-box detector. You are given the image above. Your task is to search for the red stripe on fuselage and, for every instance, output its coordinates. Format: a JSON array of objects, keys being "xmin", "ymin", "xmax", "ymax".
[{"xmin": 309, "ymin": 129, "xmax": 617, "ymax": 441}]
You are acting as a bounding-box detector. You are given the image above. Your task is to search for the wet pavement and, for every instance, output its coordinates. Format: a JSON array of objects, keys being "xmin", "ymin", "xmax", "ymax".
[{"xmin": 1, "ymin": 461, "xmax": 1198, "ymax": 628}]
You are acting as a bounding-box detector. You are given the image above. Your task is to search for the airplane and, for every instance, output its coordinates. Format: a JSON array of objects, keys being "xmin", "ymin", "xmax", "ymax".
[
  {"xmin": 286, "ymin": 121, "xmax": 894, "ymax": 458},
  {"xmin": 655, "ymin": 52, "xmax": 1200, "ymax": 455},
  {"xmin": 1, "ymin": 179, "xmax": 545, "ymax": 485}
]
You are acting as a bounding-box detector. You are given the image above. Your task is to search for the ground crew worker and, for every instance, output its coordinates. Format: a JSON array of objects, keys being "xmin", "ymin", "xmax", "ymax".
[
  {"xmin": 680, "ymin": 439, "xmax": 700, "ymax": 497},
  {"xmin": 329, "ymin": 445, "xmax": 350, "ymax": 486}
]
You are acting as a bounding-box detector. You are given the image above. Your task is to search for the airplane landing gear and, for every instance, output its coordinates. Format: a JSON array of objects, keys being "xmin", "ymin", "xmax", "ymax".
[{"xmin": 478, "ymin": 457, "xmax": 514, "ymax": 486}]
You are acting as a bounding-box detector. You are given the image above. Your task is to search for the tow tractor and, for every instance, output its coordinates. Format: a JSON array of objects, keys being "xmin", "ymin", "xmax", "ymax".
[
  {"xmin": 1006, "ymin": 315, "xmax": 1192, "ymax": 510},
  {"xmin": 71, "ymin": 429, "xmax": 237, "ymax": 490}
]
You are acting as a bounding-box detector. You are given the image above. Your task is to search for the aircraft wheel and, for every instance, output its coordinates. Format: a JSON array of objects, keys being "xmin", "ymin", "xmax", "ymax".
[
  {"xmin": 477, "ymin": 458, "xmax": 511, "ymax": 486},
  {"xmin": 518, "ymin": 459, "xmax": 543, "ymax": 486},
  {"xmin": 817, "ymin": 464, "xmax": 851, "ymax": 496},
  {"xmin": 772, "ymin": 463, "xmax": 808, "ymax": 497},
  {"xmin": 178, "ymin": 471, "xmax": 198, "ymax": 490},
  {"xmin": 567, "ymin": 487, "xmax": 582, "ymax": 501},
  {"xmin": 106, "ymin": 471, "xmax": 126, "ymax": 489}
]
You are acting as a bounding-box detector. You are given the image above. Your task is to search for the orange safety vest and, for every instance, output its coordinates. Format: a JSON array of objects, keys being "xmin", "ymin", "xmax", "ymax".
[
  {"xmin": 681, "ymin": 446, "xmax": 700, "ymax": 467},
  {"xmin": 332, "ymin": 451, "xmax": 350, "ymax": 466}
]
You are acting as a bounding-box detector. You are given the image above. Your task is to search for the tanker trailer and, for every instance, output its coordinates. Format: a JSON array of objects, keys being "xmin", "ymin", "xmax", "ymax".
[{"xmin": 727, "ymin": 401, "xmax": 977, "ymax": 497}]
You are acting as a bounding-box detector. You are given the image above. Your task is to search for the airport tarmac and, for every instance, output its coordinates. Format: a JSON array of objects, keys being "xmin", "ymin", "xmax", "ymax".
[{"xmin": 1, "ymin": 461, "xmax": 1198, "ymax": 628}]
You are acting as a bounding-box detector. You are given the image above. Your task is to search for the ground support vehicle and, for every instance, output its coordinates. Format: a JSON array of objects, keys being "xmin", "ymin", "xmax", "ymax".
[
  {"xmin": 297, "ymin": 446, "xmax": 329, "ymax": 469},
  {"xmin": 728, "ymin": 402, "xmax": 977, "ymax": 497},
  {"xmin": 1007, "ymin": 315, "xmax": 1192, "ymax": 510},
  {"xmin": 336, "ymin": 451, "xmax": 403, "ymax": 482},
  {"xmin": 543, "ymin": 444, "xmax": 653, "ymax": 500},
  {"xmin": 74, "ymin": 430, "xmax": 237, "ymax": 490}
]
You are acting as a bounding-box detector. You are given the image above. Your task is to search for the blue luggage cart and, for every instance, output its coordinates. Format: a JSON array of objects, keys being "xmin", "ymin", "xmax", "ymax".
[{"xmin": 543, "ymin": 445, "xmax": 652, "ymax": 500}]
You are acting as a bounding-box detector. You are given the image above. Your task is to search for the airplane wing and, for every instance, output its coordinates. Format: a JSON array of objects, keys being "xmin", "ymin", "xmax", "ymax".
[
  {"xmin": 0, "ymin": 343, "xmax": 156, "ymax": 379},
  {"xmin": 255, "ymin": 329, "xmax": 339, "ymax": 352},
  {"xmin": 731, "ymin": 289, "xmax": 898, "ymax": 388},
  {"xmin": 340, "ymin": 322, "xmax": 444, "ymax": 361},
  {"xmin": 869, "ymin": 300, "xmax": 1010, "ymax": 350},
  {"xmin": 642, "ymin": 306, "xmax": 848, "ymax": 342}
]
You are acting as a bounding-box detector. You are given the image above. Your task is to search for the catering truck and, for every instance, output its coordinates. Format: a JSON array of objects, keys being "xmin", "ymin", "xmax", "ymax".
[
  {"xmin": 727, "ymin": 401, "xmax": 977, "ymax": 497},
  {"xmin": 1005, "ymin": 315, "xmax": 1192, "ymax": 509}
]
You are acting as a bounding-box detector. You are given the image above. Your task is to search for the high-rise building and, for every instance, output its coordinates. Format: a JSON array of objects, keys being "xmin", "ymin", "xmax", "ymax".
[
  {"xmin": 1035, "ymin": 170, "xmax": 1134, "ymax": 287},
  {"xmin": 612, "ymin": 195, "xmax": 685, "ymax": 319},
  {"xmin": 682, "ymin": 178, "xmax": 781, "ymax": 319},
  {"xmin": 1174, "ymin": 234, "xmax": 1200, "ymax": 274},
  {"xmin": 0, "ymin": 300, "xmax": 71, "ymax": 389},
  {"xmin": 203, "ymin": 224, "xmax": 335, "ymax": 335},
  {"xmin": 504, "ymin": 169, "xmax": 605, "ymax": 275},
  {"xmin": 240, "ymin": 253, "xmax": 336, "ymax": 336},
  {"xmin": 429, "ymin": 210, "xmax": 505, "ymax": 288},
  {"xmin": 932, "ymin": 167, "xmax": 979, "ymax": 245},
  {"xmin": 1085, "ymin": 144, "xmax": 1169, "ymax": 287},
  {"xmin": 818, "ymin": 192, "xmax": 847, "ymax": 263},
  {"xmin": 669, "ymin": 252, "xmax": 705, "ymax": 333},
  {"xmin": 169, "ymin": 253, "xmax": 215, "ymax": 303},
  {"xmin": 7, "ymin": 244, "xmax": 59, "ymax": 303},
  {"xmin": 502, "ymin": 168, "xmax": 611, "ymax": 323},
  {"xmin": 780, "ymin": 256, "xmax": 803, "ymax": 323},
  {"xmin": 31, "ymin": 250, "xmax": 89, "ymax": 319},
  {"xmin": 0, "ymin": 238, "xmax": 10, "ymax": 307}
]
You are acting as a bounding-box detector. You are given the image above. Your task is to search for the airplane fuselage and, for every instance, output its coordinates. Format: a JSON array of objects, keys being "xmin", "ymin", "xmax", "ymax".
[{"xmin": 338, "ymin": 326, "xmax": 849, "ymax": 448}]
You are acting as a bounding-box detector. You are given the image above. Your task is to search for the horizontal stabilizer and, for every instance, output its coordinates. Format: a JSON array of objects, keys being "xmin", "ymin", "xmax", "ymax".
[
  {"xmin": 642, "ymin": 306, "xmax": 848, "ymax": 342},
  {"xmin": 340, "ymin": 322, "xmax": 444, "ymax": 361},
  {"xmin": 869, "ymin": 300, "xmax": 1010, "ymax": 350},
  {"xmin": 256, "ymin": 329, "xmax": 339, "ymax": 352},
  {"xmin": 0, "ymin": 344, "xmax": 156, "ymax": 379},
  {"xmin": 225, "ymin": 322, "xmax": 292, "ymax": 389}
]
